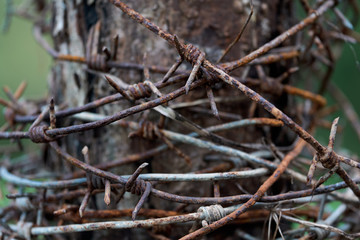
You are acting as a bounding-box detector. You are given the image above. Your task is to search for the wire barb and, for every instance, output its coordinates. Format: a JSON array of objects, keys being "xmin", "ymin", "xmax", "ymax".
[
  {"xmin": 2, "ymin": 0, "xmax": 360, "ymax": 239},
  {"xmin": 105, "ymin": 75, "xmax": 154, "ymax": 101},
  {"xmin": 117, "ymin": 163, "xmax": 152, "ymax": 220},
  {"xmin": 174, "ymin": 35, "xmax": 206, "ymax": 94},
  {"xmin": 307, "ymin": 118, "xmax": 360, "ymax": 200},
  {"xmin": 198, "ymin": 204, "xmax": 226, "ymax": 227},
  {"xmin": 85, "ymin": 21, "xmax": 118, "ymax": 72},
  {"xmin": 28, "ymin": 125, "xmax": 58, "ymax": 143}
]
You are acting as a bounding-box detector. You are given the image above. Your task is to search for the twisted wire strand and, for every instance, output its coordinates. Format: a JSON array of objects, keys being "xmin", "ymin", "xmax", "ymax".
[
  {"xmin": 121, "ymin": 82, "xmax": 153, "ymax": 101},
  {"xmin": 86, "ymin": 54, "xmax": 110, "ymax": 72},
  {"xmin": 86, "ymin": 173, "xmax": 107, "ymax": 189},
  {"xmin": 28, "ymin": 125, "xmax": 58, "ymax": 143},
  {"xmin": 198, "ymin": 204, "xmax": 226, "ymax": 226},
  {"xmin": 125, "ymin": 178, "xmax": 148, "ymax": 195},
  {"xmin": 183, "ymin": 44, "xmax": 203, "ymax": 66}
]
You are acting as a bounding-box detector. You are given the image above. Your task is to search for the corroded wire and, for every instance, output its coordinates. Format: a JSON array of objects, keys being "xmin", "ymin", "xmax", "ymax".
[{"xmin": 1, "ymin": 1, "xmax": 359, "ymax": 239}]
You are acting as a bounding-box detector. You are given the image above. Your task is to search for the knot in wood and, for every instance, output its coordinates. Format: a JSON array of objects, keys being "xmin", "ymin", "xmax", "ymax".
[
  {"xmin": 122, "ymin": 82, "xmax": 152, "ymax": 101},
  {"xmin": 125, "ymin": 178, "xmax": 147, "ymax": 195},
  {"xmin": 29, "ymin": 126, "xmax": 57, "ymax": 143},
  {"xmin": 86, "ymin": 54, "xmax": 110, "ymax": 72}
]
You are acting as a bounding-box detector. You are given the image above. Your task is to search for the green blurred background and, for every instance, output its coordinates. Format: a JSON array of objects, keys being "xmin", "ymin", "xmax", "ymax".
[
  {"xmin": 0, "ymin": 2, "xmax": 50, "ymax": 98},
  {"xmin": 0, "ymin": 3, "xmax": 359, "ymax": 153}
]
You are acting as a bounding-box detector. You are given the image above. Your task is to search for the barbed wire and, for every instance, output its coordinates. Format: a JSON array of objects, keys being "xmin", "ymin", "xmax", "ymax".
[{"xmin": 1, "ymin": 0, "xmax": 360, "ymax": 239}]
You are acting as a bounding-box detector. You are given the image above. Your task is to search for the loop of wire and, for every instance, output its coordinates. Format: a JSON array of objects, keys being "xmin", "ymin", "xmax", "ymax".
[
  {"xmin": 125, "ymin": 178, "xmax": 148, "ymax": 195},
  {"xmin": 86, "ymin": 173, "xmax": 107, "ymax": 189},
  {"xmin": 121, "ymin": 82, "xmax": 153, "ymax": 101},
  {"xmin": 183, "ymin": 44, "xmax": 204, "ymax": 66},
  {"xmin": 28, "ymin": 126, "xmax": 57, "ymax": 143},
  {"xmin": 198, "ymin": 204, "xmax": 226, "ymax": 226},
  {"xmin": 86, "ymin": 54, "xmax": 110, "ymax": 72},
  {"xmin": 318, "ymin": 150, "xmax": 337, "ymax": 169}
]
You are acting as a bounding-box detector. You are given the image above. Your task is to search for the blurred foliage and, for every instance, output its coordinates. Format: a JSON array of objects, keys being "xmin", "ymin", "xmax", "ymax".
[
  {"xmin": 331, "ymin": 43, "xmax": 360, "ymax": 154},
  {"xmin": 0, "ymin": 0, "xmax": 51, "ymax": 125}
]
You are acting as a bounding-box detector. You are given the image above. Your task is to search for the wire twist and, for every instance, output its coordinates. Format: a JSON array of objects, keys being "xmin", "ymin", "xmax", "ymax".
[
  {"xmin": 121, "ymin": 82, "xmax": 153, "ymax": 101},
  {"xmin": 198, "ymin": 204, "xmax": 226, "ymax": 226},
  {"xmin": 318, "ymin": 150, "xmax": 337, "ymax": 169},
  {"xmin": 173, "ymin": 36, "xmax": 206, "ymax": 93},
  {"xmin": 125, "ymin": 178, "xmax": 148, "ymax": 195},
  {"xmin": 115, "ymin": 163, "xmax": 152, "ymax": 220},
  {"xmin": 182, "ymin": 44, "xmax": 204, "ymax": 66},
  {"xmin": 86, "ymin": 54, "xmax": 110, "ymax": 72},
  {"xmin": 28, "ymin": 126, "xmax": 57, "ymax": 143},
  {"xmin": 85, "ymin": 21, "xmax": 117, "ymax": 72},
  {"xmin": 86, "ymin": 173, "xmax": 107, "ymax": 189}
]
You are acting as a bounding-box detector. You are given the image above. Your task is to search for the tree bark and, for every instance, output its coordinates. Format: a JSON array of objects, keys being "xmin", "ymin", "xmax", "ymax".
[{"xmin": 50, "ymin": 0, "xmax": 293, "ymax": 238}]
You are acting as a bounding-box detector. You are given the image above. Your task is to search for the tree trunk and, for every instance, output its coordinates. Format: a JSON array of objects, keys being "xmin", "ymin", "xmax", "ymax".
[{"xmin": 50, "ymin": 0, "xmax": 293, "ymax": 238}]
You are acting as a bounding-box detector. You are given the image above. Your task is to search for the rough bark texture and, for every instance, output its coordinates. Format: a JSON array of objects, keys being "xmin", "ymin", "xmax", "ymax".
[{"xmin": 50, "ymin": 0, "xmax": 293, "ymax": 238}]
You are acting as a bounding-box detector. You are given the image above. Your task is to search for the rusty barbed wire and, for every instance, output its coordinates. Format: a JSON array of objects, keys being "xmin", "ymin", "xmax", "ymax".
[{"xmin": 1, "ymin": 0, "xmax": 360, "ymax": 239}]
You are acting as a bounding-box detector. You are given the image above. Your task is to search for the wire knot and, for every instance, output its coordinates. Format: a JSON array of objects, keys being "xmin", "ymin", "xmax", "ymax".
[
  {"xmin": 318, "ymin": 149, "xmax": 337, "ymax": 169},
  {"xmin": 115, "ymin": 163, "xmax": 152, "ymax": 220},
  {"xmin": 86, "ymin": 53, "xmax": 110, "ymax": 72},
  {"xmin": 182, "ymin": 44, "xmax": 204, "ymax": 66},
  {"xmin": 121, "ymin": 82, "xmax": 152, "ymax": 101},
  {"xmin": 173, "ymin": 36, "xmax": 206, "ymax": 93},
  {"xmin": 86, "ymin": 173, "xmax": 106, "ymax": 189},
  {"xmin": 174, "ymin": 35, "xmax": 205, "ymax": 66},
  {"xmin": 125, "ymin": 178, "xmax": 148, "ymax": 195},
  {"xmin": 85, "ymin": 21, "xmax": 118, "ymax": 72},
  {"xmin": 198, "ymin": 204, "xmax": 226, "ymax": 226},
  {"xmin": 28, "ymin": 126, "xmax": 57, "ymax": 143}
]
